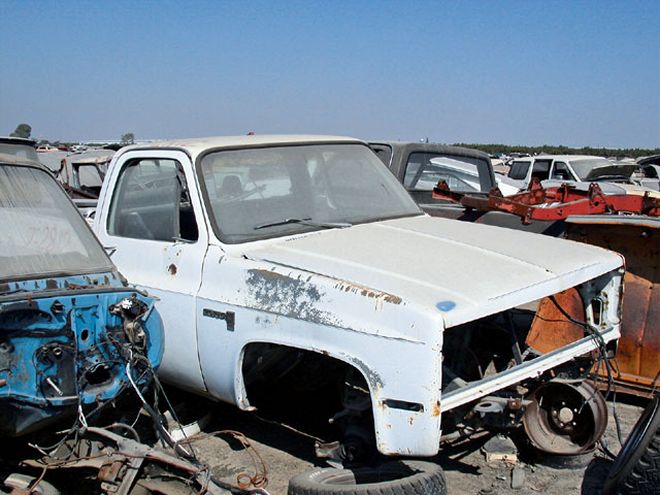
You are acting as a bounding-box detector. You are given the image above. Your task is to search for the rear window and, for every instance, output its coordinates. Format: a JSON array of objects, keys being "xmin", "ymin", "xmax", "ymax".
[
  {"xmin": 404, "ymin": 152, "xmax": 493, "ymax": 192},
  {"xmin": 0, "ymin": 165, "xmax": 113, "ymax": 281}
]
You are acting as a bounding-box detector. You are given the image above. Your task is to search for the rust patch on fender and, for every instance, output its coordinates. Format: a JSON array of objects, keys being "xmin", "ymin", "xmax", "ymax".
[{"xmin": 432, "ymin": 401, "xmax": 440, "ymax": 417}]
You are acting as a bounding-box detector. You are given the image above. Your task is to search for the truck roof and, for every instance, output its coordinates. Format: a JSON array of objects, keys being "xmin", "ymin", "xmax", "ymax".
[
  {"xmin": 370, "ymin": 141, "xmax": 491, "ymax": 161},
  {"xmin": 119, "ymin": 135, "xmax": 364, "ymax": 160}
]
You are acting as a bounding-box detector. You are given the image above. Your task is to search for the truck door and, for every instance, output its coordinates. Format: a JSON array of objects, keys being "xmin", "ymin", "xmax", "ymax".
[{"xmin": 95, "ymin": 150, "xmax": 208, "ymax": 392}]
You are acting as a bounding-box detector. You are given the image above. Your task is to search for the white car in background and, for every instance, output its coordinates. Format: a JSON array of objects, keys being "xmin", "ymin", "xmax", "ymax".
[{"xmin": 497, "ymin": 155, "xmax": 641, "ymax": 195}]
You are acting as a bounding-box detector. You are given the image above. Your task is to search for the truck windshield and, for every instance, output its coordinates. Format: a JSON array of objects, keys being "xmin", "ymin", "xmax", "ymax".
[
  {"xmin": 200, "ymin": 143, "xmax": 421, "ymax": 243},
  {"xmin": 0, "ymin": 165, "xmax": 113, "ymax": 282}
]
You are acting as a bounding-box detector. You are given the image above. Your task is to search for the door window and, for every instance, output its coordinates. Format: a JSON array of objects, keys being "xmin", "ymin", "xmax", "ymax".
[
  {"xmin": 108, "ymin": 158, "xmax": 198, "ymax": 242},
  {"xmin": 551, "ymin": 161, "xmax": 571, "ymax": 180},
  {"xmin": 509, "ymin": 161, "xmax": 530, "ymax": 180},
  {"xmin": 531, "ymin": 160, "xmax": 552, "ymax": 181}
]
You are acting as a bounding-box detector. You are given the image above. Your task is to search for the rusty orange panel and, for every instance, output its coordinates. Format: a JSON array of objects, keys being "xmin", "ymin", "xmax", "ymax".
[
  {"xmin": 526, "ymin": 288, "xmax": 586, "ymax": 354},
  {"xmin": 566, "ymin": 220, "xmax": 659, "ymax": 397}
]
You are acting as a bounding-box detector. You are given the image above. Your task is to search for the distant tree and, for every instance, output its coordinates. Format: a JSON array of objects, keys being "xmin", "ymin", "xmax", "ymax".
[
  {"xmin": 10, "ymin": 123, "xmax": 32, "ymax": 139},
  {"xmin": 120, "ymin": 132, "xmax": 135, "ymax": 145}
]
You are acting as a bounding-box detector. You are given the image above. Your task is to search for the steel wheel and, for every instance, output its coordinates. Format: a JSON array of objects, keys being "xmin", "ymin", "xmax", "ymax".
[{"xmin": 523, "ymin": 380, "xmax": 608, "ymax": 454}]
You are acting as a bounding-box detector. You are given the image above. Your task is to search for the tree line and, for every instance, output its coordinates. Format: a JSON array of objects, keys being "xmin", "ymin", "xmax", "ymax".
[{"xmin": 452, "ymin": 143, "xmax": 660, "ymax": 159}]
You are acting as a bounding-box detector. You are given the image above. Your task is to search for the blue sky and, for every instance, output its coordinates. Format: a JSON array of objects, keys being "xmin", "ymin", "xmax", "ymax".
[{"xmin": 1, "ymin": 0, "xmax": 658, "ymax": 147}]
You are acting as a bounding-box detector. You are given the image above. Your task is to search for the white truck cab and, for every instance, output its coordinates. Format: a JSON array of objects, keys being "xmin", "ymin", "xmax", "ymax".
[
  {"xmin": 94, "ymin": 136, "xmax": 623, "ymax": 458},
  {"xmin": 501, "ymin": 154, "xmax": 639, "ymax": 193}
]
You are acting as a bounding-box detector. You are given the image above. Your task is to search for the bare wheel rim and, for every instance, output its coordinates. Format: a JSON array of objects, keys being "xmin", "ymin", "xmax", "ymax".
[{"xmin": 523, "ymin": 381, "xmax": 607, "ymax": 455}]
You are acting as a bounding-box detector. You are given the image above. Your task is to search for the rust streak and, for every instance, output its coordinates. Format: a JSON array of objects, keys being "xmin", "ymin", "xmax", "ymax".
[{"xmin": 334, "ymin": 281, "xmax": 402, "ymax": 305}]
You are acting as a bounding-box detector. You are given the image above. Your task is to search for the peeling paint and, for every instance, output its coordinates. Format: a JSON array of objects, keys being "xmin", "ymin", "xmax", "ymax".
[
  {"xmin": 258, "ymin": 258, "xmax": 404, "ymax": 307},
  {"xmin": 347, "ymin": 355, "xmax": 384, "ymax": 390},
  {"xmin": 245, "ymin": 269, "xmax": 338, "ymax": 326}
]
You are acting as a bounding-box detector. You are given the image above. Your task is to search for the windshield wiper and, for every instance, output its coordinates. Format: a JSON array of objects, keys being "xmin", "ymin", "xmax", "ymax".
[{"xmin": 254, "ymin": 217, "xmax": 352, "ymax": 230}]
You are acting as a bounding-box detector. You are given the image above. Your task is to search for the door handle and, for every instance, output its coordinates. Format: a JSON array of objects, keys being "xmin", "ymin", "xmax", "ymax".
[{"xmin": 203, "ymin": 308, "xmax": 235, "ymax": 332}]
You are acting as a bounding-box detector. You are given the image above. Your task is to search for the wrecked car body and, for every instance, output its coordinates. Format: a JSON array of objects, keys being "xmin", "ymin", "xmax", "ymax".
[
  {"xmin": 497, "ymin": 154, "xmax": 648, "ymax": 195},
  {"xmin": 93, "ymin": 136, "xmax": 624, "ymax": 457},
  {"xmin": 0, "ymin": 153, "xmax": 164, "ymax": 437},
  {"xmin": 57, "ymin": 149, "xmax": 114, "ymax": 199}
]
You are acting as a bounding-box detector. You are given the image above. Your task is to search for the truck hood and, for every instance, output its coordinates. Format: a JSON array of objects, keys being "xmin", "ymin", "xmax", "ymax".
[
  {"xmin": 584, "ymin": 163, "xmax": 637, "ymax": 181},
  {"xmin": 242, "ymin": 216, "xmax": 622, "ymax": 327}
]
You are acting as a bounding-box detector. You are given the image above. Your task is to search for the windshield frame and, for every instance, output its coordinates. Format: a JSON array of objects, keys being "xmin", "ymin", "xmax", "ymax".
[
  {"xmin": 0, "ymin": 162, "xmax": 115, "ymax": 283},
  {"xmin": 196, "ymin": 142, "xmax": 423, "ymax": 244}
]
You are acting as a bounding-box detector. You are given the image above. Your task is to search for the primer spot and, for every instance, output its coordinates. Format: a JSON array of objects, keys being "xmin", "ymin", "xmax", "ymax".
[{"xmin": 436, "ymin": 301, "xmax": 456, "ymax": 312}]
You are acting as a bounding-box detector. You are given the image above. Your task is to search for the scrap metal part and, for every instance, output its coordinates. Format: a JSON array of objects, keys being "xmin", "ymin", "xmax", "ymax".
[
  {"xmin": 433, "ymin": 180, "xmax": 660, "ymax": 223},
  {"xmin": 21, "ymin": 426, "xmax": 232, "ymax": 495}
]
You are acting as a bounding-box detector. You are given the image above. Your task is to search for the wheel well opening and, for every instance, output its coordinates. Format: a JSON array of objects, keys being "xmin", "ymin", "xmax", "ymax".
[{"xmin": 241, "ymin": 343, "xmax": 372, "ymax": 443}]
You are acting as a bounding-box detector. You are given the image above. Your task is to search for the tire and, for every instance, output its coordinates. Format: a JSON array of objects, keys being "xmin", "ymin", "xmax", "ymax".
[
  {"xmin": 533, "ymin": 448, "xmax": 596, "ymax": 469},
  {"xmin": 287, "ymin": 460, "xmax": 447, "ymax": 495},
  {"xmin": 604, "ymin": 395, "xmax": 660, "ymax": 495}
]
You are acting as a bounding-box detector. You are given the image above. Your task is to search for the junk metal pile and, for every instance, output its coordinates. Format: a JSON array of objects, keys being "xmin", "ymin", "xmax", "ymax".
[{"xmin": 0, "ymin": 136, "xmax": 658, "ymax": 495}]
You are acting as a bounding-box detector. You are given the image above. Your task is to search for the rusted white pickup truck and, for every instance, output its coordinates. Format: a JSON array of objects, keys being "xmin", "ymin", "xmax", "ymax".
[{"xmin": 93, "ymin": 135, "xmax": 623, "ymax": 459}]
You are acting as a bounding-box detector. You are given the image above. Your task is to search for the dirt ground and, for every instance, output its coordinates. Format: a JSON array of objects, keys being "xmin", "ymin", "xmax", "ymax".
[{"xmin": 166, "ymin": 388, "xmax": 647, "ymax": 495}]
